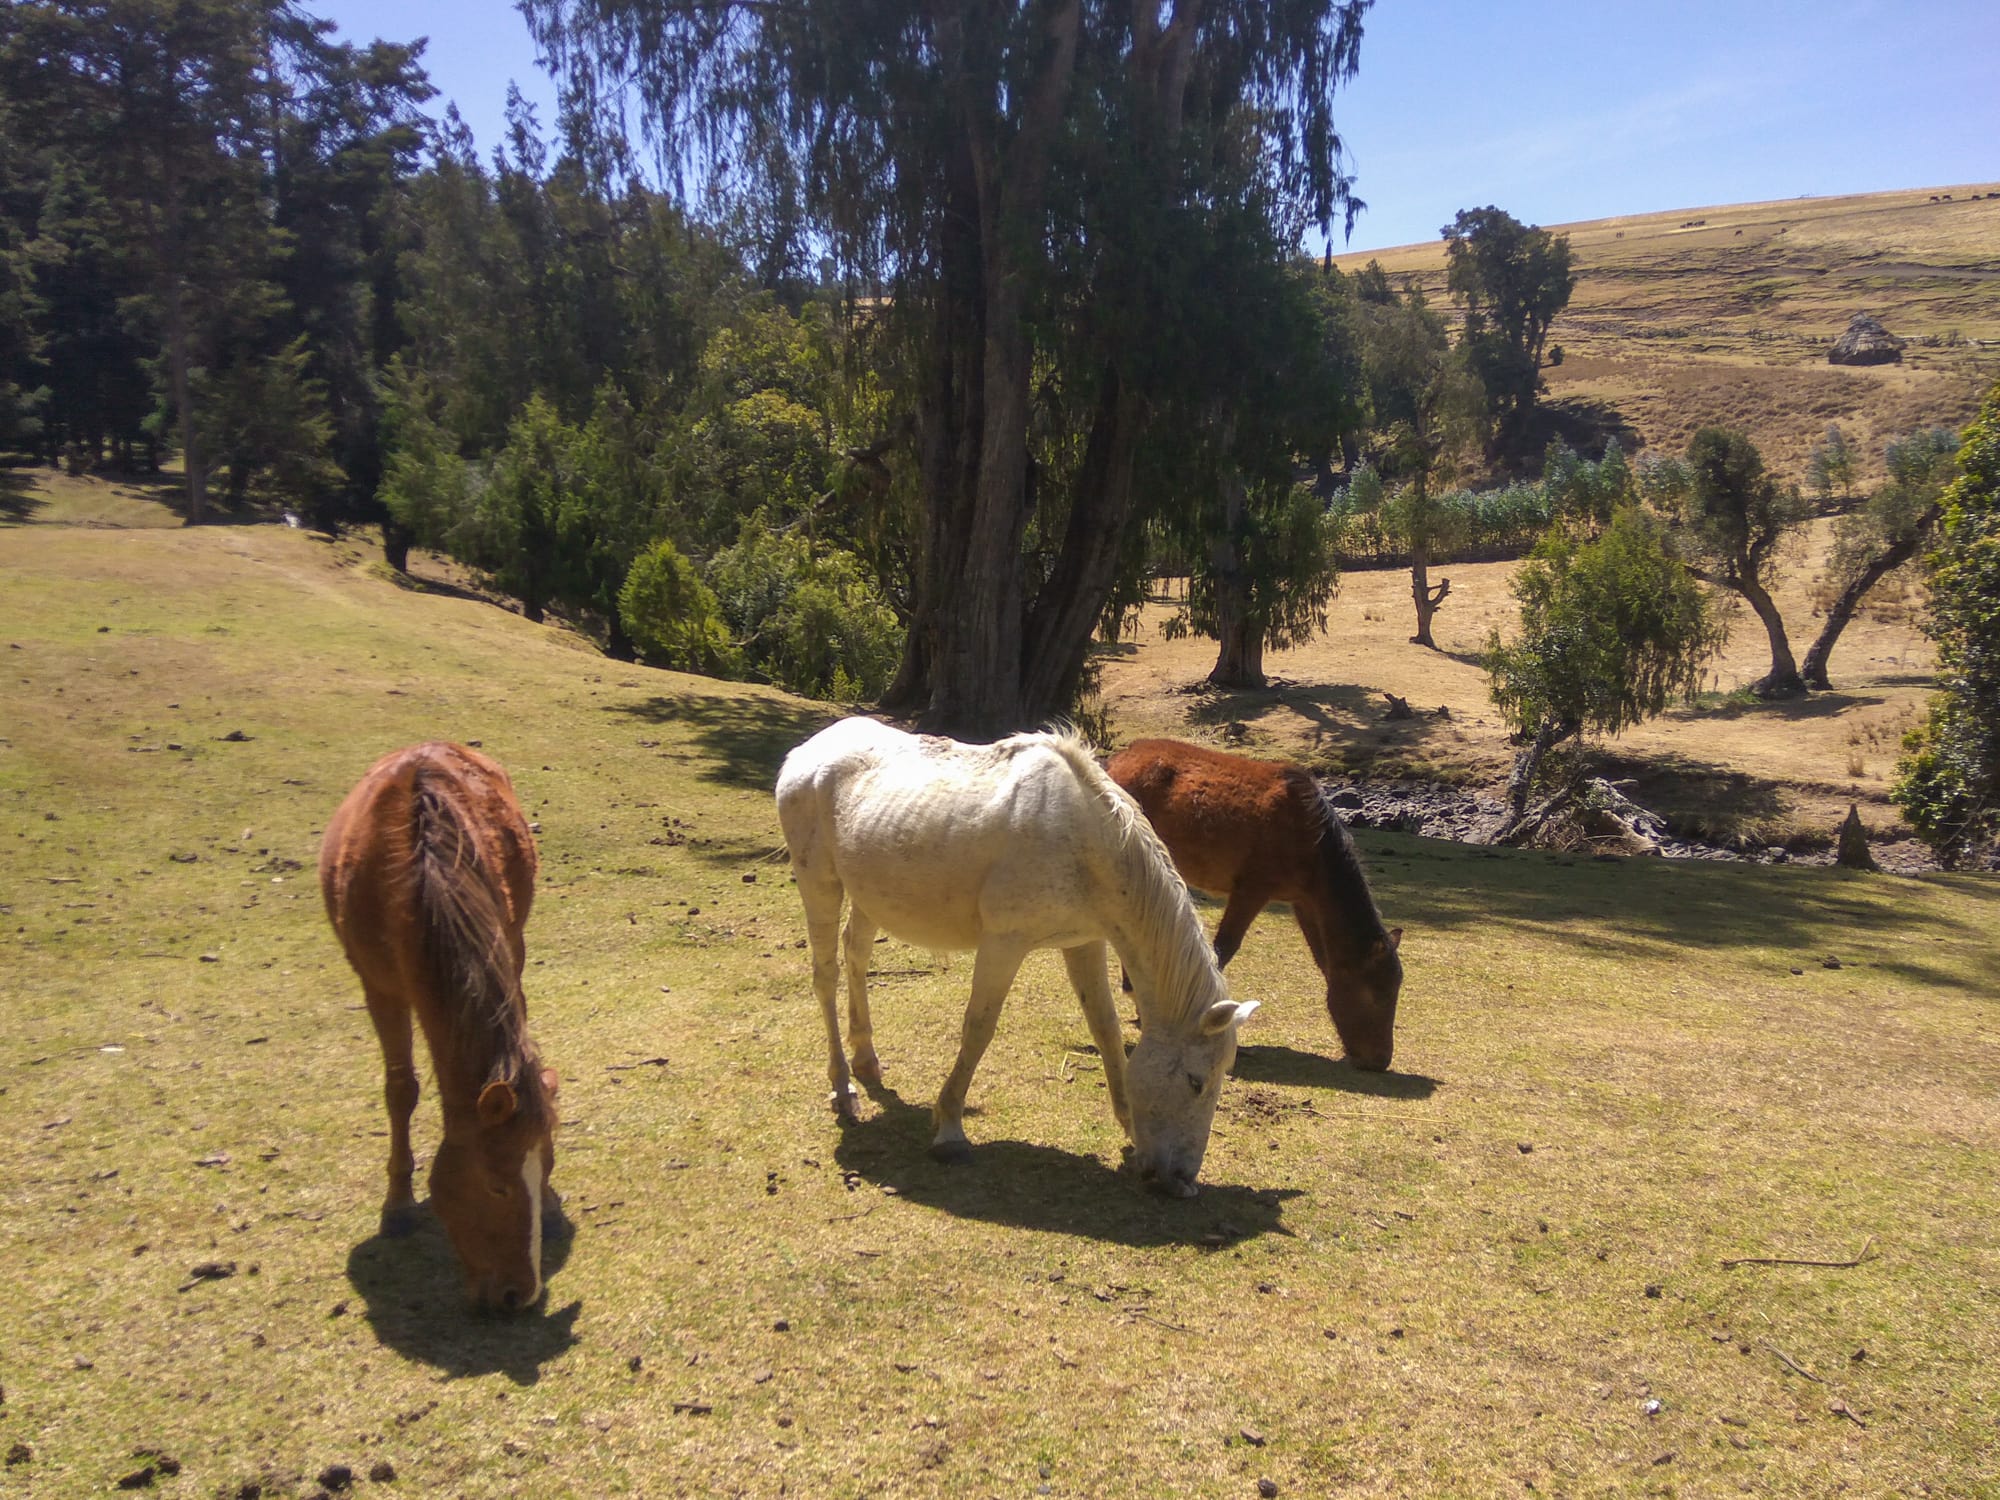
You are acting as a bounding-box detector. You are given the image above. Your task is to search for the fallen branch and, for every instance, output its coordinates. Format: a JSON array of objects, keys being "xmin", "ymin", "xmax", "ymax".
[
  {"xmin": 1130, "ymin": 1312, "xmax": 1196, "ymax": 1335},
  {"xmin": 1765, "ymin": 1343, "xmax": 1822, "ymax": 1383},
  {"xmin": 1722, "ymin": 1236, "xmax": 1874, "ymax": 1270},
  {"xmin": 605, "ymin": 1057, "xmax": 671, "ymax": 1071},
  {"xmin": 826, "ymin": 1205, "xmax": 875, "ymax": 1224}
]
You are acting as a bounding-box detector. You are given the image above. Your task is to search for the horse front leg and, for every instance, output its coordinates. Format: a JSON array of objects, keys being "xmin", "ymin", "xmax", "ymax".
[
  {"xmin": 842, "ymin": 907, "xmax": 882, "ymax": 1088},
  {"xmin": 930, "ymin": 939, "xmax": 1028, "ymax": 1165},
  {"xmin": 1063, "ymin": 941, "xmax": 1132, "ymax": 1143},
  {"xmin": 1210, "ymin": 883, "xmax": 1270, "ymax": 970},
  {"xmin": 363, "ymin": 984, "xmax": 421, "ymax": 1237}
]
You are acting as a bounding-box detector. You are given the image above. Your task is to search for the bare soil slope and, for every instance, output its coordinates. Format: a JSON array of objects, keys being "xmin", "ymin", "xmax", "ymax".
[{"xmin": 1335, "ymin": 184, "xmax": 2000, "ymax": 483}]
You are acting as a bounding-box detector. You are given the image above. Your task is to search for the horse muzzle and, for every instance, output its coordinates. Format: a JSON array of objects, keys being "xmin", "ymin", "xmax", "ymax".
[{"xmin": 1139, "ymin": 1163, "xmax": 1199, "ymax": 1199}]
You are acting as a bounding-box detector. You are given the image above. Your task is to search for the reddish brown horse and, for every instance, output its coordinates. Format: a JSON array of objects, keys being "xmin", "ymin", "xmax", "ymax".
[
  {"xmin": 1105, "ymin": 739, "xmax": 1403, "ymax": 1070},
  {"xmin": 320, "ymin": 742, "xmax": 559, "ymax": 1311}
]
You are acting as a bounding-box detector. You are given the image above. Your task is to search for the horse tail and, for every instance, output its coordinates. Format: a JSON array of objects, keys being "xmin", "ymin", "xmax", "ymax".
[{"xmin": 410, "ymin": 767, "xmax": 527, "ymax": 1077}]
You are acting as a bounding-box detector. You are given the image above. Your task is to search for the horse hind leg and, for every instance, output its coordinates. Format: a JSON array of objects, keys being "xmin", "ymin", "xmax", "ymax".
[
  {"xmin": 1063, "ymin": 941, "xmax": 1132, "ymax": 1142},
  {"xmin": 842, "ymin": 907, "xmax": 883, "ymax": 1088},
  {"xmin": 799, "ymin": 875, "xmax": 858, "ymax": 1120},
  {"xmin": 930, "ymin": 939, "xmax": 1029, "ymax": 1164},
  {"xmin": 364, "ymin": 983, "xmax": 422, "ymax": 1237}
]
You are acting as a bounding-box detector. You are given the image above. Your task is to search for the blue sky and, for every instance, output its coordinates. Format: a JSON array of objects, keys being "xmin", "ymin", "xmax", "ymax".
[{"xmin": 324, "ymin": 0, "xmax": 1999, "ymax": 251}]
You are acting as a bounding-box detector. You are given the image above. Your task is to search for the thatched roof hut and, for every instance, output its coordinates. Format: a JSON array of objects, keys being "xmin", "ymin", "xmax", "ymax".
[{"xmin": 1828, "ymin": 312, "xmax": 1905, "ymax": 366}]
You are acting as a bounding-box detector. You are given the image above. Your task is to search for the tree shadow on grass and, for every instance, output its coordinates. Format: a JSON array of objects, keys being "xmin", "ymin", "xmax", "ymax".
[
  {"xmin": 833, "ymin": 1083, "xmax": 1299, "ymax": 1248},
  {"xmin": 1231, "ymin": 1043, "xmax": 1441, "ymax": 1100},
  {"xmin": 1361, "ymin": 831, "xmax": 1994, "ymax": 992},
  {"xmin": 0, "ymin": 467, "xmax": 44, "ymax": 525},
  {"xmin": 344, "ymin": 1207, "xmax": 580, "ymax": 1384},
  {"xmin": 607, "ymin": 693, "xmax": 837, "ymax": 791}
]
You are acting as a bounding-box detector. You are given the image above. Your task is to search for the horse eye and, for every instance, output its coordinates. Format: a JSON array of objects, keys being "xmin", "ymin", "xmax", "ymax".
[{"xmin": 1186, "ymin": 1072, "xmax": 1204, "ymax": 1095}]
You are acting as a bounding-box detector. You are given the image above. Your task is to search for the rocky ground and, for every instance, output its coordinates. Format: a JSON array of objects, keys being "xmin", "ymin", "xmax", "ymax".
[{"xmin": 1322, "ymin": 776, "xmax": 1950, "ymax": 874}]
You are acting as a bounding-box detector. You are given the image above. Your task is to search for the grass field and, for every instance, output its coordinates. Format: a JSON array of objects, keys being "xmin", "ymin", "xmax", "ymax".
[
  {"xmin": 4, "ymin": 492, "xmax": 1998, "ymax": 1495},
  {"xmin": 1335, "ymin": 184, "xmax": 2000, "ymax": 485}
]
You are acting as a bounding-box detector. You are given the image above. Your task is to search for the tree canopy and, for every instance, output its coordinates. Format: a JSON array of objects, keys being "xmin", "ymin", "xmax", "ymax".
[{"xmin": 523, "ymin": 0, "xmax": 1375, "ymax": 735}]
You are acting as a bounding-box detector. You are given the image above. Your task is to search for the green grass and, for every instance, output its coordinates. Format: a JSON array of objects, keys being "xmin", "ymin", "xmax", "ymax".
[{"xmin": 3, "ymin": 515, "xmax": 1998, "ymax": 1497}]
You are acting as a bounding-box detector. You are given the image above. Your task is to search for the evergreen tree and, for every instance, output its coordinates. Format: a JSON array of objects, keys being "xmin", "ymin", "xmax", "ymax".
[
  {"xmin": 1893, "ymin": 384, "xmax": 2000, "ymax": 866},
  {"xmin": 1441, "ymin": 206, "xmax": 1574, "ymax": 458}
]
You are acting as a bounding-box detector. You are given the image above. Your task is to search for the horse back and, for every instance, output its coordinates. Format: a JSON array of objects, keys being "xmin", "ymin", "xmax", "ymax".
[
  {"xmin": 1104, "ymin": 739, "xmax": 1322, "ymax": 901},
  {"xmin": 320, "ymin": 742, "xmax": 537, "ymax": 1000}
]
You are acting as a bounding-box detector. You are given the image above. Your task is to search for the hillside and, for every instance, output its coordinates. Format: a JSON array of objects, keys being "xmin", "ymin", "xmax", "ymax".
[
  {"xmin": 1335, "ymin": 183, "xmax": 2000, "ymax": 483},
  {"xmin": 4, "ymin": 504, "xmax": 1998, "ymax": 1497}
]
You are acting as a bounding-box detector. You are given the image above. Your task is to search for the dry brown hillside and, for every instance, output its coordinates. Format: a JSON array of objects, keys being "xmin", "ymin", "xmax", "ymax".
[{"xmin": 1334, "ymin": 184, "xmax": 2000, "ymax": 483}]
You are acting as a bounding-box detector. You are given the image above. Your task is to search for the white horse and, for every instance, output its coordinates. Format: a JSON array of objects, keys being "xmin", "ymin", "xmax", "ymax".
[{"xmin": 775, "ymin": 717, "xmax": 1258, "ymax": 1197}]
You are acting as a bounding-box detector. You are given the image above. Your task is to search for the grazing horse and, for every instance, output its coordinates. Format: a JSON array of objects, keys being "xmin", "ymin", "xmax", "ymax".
[
  {"xmin": 1105, "ymin": 739, "xmax": 1402, "ymax": 1071},
  {"xmin": 775, "ymin": 717, "xmax": 1259, "ymax": 1197},
  {"xmin": 319, "ymin": 742, "xmax": 558, "ymax": 1311}
]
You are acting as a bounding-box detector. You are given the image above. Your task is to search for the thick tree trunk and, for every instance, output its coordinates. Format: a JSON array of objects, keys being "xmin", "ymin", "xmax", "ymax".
[
  {"xmin": 604, "ymin": 612, "xmax": 636, "ymax": 663},
  {"xmin": 162, "ymin": 274, "xmax": 206, "ymax": 525},
  {"xmin": 908, "ymin": 0, "xmax": 1080, "ymax": 739},
  {"xmin": 1205, "ymin": 465, "xmax": 1264, "ymax": 688},
  {"xmin": 1018, "ymin": 367, "xmax": 1142, "ymax": 713},
  {"xmin": 1799, "ymin": 515, "xmax": 1935, "ymax": 690},
  {"xmin": 381, "ymin": 519, "xmax": 413, "ymax": 574},
  {"xmin": 1740, "ymin": 575, "xmax": 1805, "ymax": 697}
]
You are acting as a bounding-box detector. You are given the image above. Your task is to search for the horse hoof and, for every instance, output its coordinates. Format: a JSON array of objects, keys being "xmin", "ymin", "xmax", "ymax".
[
  {"xmin": 830, "ymin": 1088, "xmax": 861, "ymax": 1122},
  {"xmin": 928, "ymin": 1139, "xmax": 974, "ymax": 1167},
  {"xmin": 380, "ymin": 1206, "xmax": 419, "ymax": 1238},
  {"xmin": 852, "ymin": 1057, "xmax": 883, "ymax": 1088}
]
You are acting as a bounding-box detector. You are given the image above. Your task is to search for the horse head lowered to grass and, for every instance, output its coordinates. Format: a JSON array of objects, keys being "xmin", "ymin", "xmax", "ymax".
[
  {"xmin": 776, "ymin": 717, "xmax": 1257, "ymax": 1197},
  {"xmin": 1106, "ymin": 738, "xmax": 1402, "ymax": 1071},
  {"xmin": 320, "ymin": 742, "xmax": 560, "ymax": 1311}
]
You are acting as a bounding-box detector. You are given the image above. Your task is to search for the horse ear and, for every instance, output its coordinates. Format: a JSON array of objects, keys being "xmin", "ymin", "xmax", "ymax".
[
  {"xmin": 476, "ymin": 1079, "xmax": 518, "ymax": 1127},
  {"xmin": 1385, "ymin": 927, "xmax": 1403, "ymax": 952},
  {"xmin": 1202, "ymin": 999, "xmax": 1259, "ymax": 1036},
  {"xmin": 540, "ymin": 1067, "xmax": 560, "ymax": 1099}
]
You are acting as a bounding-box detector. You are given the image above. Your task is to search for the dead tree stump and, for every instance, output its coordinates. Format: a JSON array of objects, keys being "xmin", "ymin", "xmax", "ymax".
[{"xmin": 1835, "ymin": 803, "xmax": 1879, "ymax": 871}]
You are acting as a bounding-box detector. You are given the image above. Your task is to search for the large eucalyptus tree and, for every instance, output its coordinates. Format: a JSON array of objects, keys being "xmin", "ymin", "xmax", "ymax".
[{"xmin": 524, "ymin": 0, "xmax": 1373, "ymax": 734}]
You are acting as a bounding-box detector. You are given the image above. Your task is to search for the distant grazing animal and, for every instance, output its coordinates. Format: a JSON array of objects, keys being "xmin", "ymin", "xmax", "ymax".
[
  {"xmin": 775, "ymin": 717, "xmax": 1258, "ymax": 1197},
  {"xmin": 1105, "ymin": 739, "xmax": 1402, "ymax": 1071},
  {"xmin": 320, "ymin": 742, "xmax": 559, "ymax": 1311}
]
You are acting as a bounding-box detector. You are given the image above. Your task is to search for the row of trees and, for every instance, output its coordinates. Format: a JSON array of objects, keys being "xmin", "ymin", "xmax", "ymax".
[
  {"xmin": 3, "ymin": 0, "xmax": 1597, "ymax": 717},
  {"xmin": 0, "ymin": 0, "xmax": 433, "ymax": 524}
]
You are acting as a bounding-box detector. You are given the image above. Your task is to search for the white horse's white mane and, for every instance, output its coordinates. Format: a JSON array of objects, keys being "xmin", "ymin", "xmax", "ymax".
[{"xmin": 1031, "ymin": 729, "xmax": 1224, "ymax": 1032}]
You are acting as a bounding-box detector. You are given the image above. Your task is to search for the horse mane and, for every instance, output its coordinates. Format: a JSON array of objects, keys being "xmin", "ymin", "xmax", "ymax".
[
  {"xmin": 411, "ymin": 767, "xmax": 550, "ymax": 1121},
  {"xmin": 1036, "ymin": 728, "xmax": 1224, "ymax": 1031},
  {"xmin": 1287, "ymin": 768, "xmax": 1393, "ymax": 956}
]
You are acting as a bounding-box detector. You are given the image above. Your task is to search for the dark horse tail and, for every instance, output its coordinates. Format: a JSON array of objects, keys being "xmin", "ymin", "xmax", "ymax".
[{"xmin": 410, "ymin": 767, "xmax": 539, "ymax": 1098}]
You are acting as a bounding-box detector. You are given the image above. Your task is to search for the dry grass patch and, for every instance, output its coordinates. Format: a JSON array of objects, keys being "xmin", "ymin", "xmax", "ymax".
[{"xmin": 3, "ymin": 509, "xmax": 1997, "ymax": 1496}]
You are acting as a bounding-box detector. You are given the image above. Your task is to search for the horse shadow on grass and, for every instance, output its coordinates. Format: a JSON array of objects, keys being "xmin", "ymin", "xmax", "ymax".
[
  {"xmin": 344, "ymin": 1207, "xmax": 580, "ymax": 1384},
  {"xmin": 833, "ymin": 1083, "xmax": 1299, "ymax": 1248},
  {"xmin": 1231, "ymin": 1043, "xmax": 1440, "ymax": 1100}
]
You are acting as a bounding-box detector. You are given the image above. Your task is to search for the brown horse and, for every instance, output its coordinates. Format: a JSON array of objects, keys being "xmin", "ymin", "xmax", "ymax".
[
  {"xmin": 1105, "ymin": 739, "xmax": 1403, "ymax": 1071},
  {"xmin": 319, "ymin": 742, "xmax": 559, "ymax": 1311}
]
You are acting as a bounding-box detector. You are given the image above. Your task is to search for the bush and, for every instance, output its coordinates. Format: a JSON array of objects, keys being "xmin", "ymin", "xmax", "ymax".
[
  {"xmin": 618, "ymin": 538, "xmax": 740, "ymax": 676},
  {"xmin": 705, "ymin": 513, "xmax": 901, "ymax": 700}
]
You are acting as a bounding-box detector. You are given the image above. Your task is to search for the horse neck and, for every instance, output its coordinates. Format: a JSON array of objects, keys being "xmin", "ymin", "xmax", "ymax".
[
  {"xmin": 1293, "ymin": 771, "xmax": 1390, "ymax": 964},
  {"xmin": 420, "ymin": 1003, "xmax": 537, "ymax": 1136},
  {"xmin": 1091, "ymin": 794, "xmax": 1224, "ymax": 1036}
]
